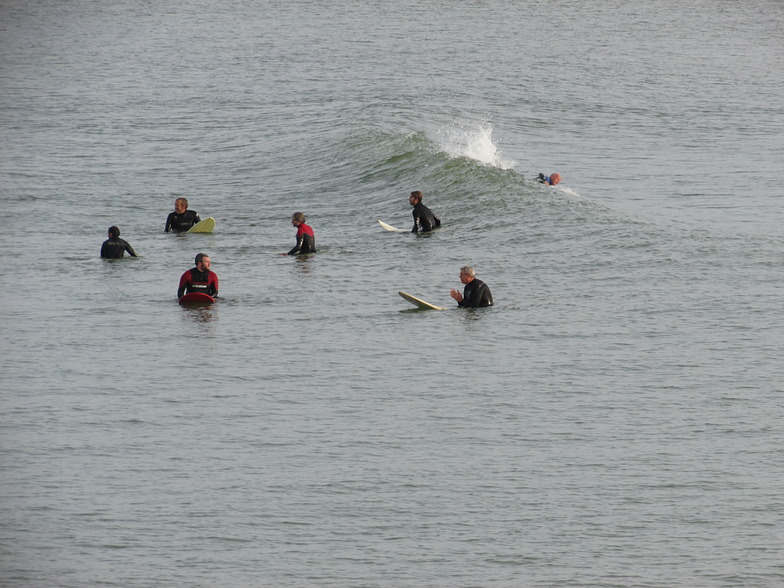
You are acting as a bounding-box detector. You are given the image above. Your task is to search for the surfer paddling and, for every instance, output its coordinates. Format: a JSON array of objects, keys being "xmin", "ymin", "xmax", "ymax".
[
  {"xmin": 101, "ymin": 226, "xmax": 138, "ymax": 258},
  {"xmin": 409, "ymin": 190, "xmax": 441, "ymax": 233},
  {"xmin": 165, "ymin": 197, "xmax": 201, "ymax": 232},
  {"xmin": 178, "ymin": 253, "xmax": 219, "ymax": 298},
  {"xmin": 537, "ymin": 173, "xmax": 561, "ymax": 186},
  {"xmin": 450, "ymin": 265, "xmax": 493, "ymax": 308},
  {"xmin": 287, "ymin": 212, "xmax": 316, "ymax": 255}
]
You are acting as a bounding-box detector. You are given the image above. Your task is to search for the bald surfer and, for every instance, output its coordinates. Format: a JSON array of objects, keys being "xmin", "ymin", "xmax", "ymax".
[{"xmin": 537, "ymin": 173, "xmax": 561, "ymax": 186}]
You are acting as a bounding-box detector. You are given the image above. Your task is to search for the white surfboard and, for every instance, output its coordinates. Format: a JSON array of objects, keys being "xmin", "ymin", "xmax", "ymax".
[
  {"xmin": 188, "ymin": 217, "xmax": 216, "ymax": 233},
  {"xmin": 399, "ymin": 291, "xmax": 443, "ymax": 310},
  {"xmin": 378, "ymin": 219, "xmax": 407, "ymax": 233}
]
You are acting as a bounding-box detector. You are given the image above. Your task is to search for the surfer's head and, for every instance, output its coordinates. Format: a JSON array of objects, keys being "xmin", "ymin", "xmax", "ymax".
[
  {"xmin": 409, "ymin": 191, "xmax": 423, "ymax": 205},
  {"xmin": 549, "ymin": 173, "xmax": 561, "ymax": 186},
  {"xmin": 194, "ymin": 252, "xmax": 210, "ymax": 271},
  {"xmin": 175, "ymin": 198, "xmax": 188, "ymax": 213},
  {"xmin": 291, "ymin": 212, "xmax": 305, "ymax": 226},
  {"xmin": 459, "ymin": 265, "xmax": 476, "ymax": 284},
  {"xmin": 108, "ymin": 226, "xmax": 120, "ymax": 238}
]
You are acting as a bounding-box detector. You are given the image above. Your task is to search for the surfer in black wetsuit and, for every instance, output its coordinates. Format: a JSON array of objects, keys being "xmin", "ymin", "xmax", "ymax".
[
  {"xmin": 101, "ymin": 226, "xmax": 137, "ymax": 258},
  {"xmin": 165, "ymin": 197, "xmax": 201, "ymax": 232},
  {"xmin": 408, "ymin": 190, "xmax": 441, "ymax": 233},
  {"xmin": 450, "ymin": 265, "xmax": 493, "ymax": 308},
  {"xmin": 178, "ymin": 253, "xmax": 219, "ymax": 298}
]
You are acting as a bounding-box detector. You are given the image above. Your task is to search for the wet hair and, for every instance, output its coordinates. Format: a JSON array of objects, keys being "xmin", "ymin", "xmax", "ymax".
[
  {"xmin": 108, "ymin": 226, "xmax": 120, "ymax": 238},
  {"xmin": 176, "ymin": 197, "xmax": 189, "ymax": 208},
  {"xmin": 195, "ymin": 252, "xmax": 209, "ymax": 265},
  {"xmin": 460, "ymin": 265, "xmax": 475, "ymax": 278},
  {"xmin": 410, "ymin": 191, "xmax": 423, "ymax": 203},
  {"xmin": 291, "ymin": 212, "xmax": 306, "ymax": 223}
]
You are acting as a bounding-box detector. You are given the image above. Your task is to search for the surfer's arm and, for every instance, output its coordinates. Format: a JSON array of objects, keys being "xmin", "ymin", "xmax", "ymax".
[
  {"xmin": 287, "ymin": 236, "xmax": 303, "ymax": 255},
  {"xmin": 125, "ymin": 241, "xmax": 138, "ymax": 257},
  {"xmin": 177, "ymin": 271, "xmax": 190, "ymax": 298}
]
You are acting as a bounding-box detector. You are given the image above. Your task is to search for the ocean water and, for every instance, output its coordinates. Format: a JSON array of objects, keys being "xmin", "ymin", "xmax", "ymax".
[{"xmin": 1, "ymin": 1, "xmax": 783, "ymax": 586}]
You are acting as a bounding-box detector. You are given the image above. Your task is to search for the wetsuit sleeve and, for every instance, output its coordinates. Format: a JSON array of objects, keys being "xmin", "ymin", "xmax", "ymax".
[
  {"xmin": 177, "ymin": 270, "xmax": 191, "ymax": 298},
  {"xmin": 100, "ymin": 242, "xmax": 108, "ymax": 258},
  {"xmin": 210, "ymin": 273, "xmax": 219, "ymax": 297},
  {"xmin": 434, "ymin": 215, "xmax": 441, "ymax": 228},
  {"xmin": 288, "ymin": 236, "xmax": 303, "ymax": 255},
  {"xmin": 193, "ymin": 212, "xmax": 201, "ymax": 224},
  {"xmin": 124, "ymin": 240, "xmax": 137, "ymax": 257},
  {"xmin": 288, "ymin": 226, "xmax": 306, "ymax": 255},
  {"xmin": 458, "ymin": 281, "xmax": 493, "ymax": 307},
  {"xmin": 165, "ymin": 212, "xmax": 174, "ymax": 232},
  {"xmin": 411, "ymin": 209, "xmax": 420, "ymax": 233}
]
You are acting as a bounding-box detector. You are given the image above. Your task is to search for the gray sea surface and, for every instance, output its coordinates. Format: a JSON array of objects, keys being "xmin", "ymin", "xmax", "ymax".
[{"xmin": 1, "ymin": 1, "xmax": 783, "ymax": 586}]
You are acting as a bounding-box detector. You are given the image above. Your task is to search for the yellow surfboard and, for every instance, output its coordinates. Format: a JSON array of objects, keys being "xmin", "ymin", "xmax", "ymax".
[
  {"xmin": 188, "ymin": 217, "xmax": 216, "ymax": 233},
  {"xmin": 399, "ymin": 291, "xmax": 444, "ymax": 310}
]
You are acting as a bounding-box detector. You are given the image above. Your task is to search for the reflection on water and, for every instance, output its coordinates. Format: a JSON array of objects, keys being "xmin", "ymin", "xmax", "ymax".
[
  {"xmin": 179, "ymin": 305, "xmax": 216, "ymax": 329},
  {"xmin": 292, "ymin": 253, "xmax": 316, "ymax": 274}
]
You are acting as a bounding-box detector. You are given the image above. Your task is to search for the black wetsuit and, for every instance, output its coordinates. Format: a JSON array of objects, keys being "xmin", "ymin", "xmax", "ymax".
[
  {"xmin": 457, "ymin": 278, "xmax": 493, "ymax": 308},
  {"xmin": 165, "ymin": 210, "xmax": 200, "ymax": 233},
  {"xmin": 101, "ymin": 238, "xmax": 137, "ymax": 258},
  {"xmin": 411, "ymin": 202, "xmax": 441, "ymax": 233}
]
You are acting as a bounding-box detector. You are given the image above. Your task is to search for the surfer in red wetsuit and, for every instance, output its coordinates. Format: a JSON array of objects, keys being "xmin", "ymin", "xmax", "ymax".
[
  {"xmin": 178, "ymin": 253, "xmax": 219, "ymax": 298},
  {"xmin": 287, "ymin": 212, "xmax": 316, "ymax": 255},
  {"xmin": 165, "ymin": 197, "xmax": 201, "ymax": 232}
]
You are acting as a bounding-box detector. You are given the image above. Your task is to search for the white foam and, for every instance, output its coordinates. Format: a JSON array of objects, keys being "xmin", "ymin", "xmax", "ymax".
[{"xmin": 435, "ymin": 123, "xmax": 516, "ymax": 170}]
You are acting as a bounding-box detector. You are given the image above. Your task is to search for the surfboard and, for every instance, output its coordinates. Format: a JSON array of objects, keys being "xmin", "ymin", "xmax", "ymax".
[
  {"xmin": 178, "ymin": 292, "xmax": 215, "ymax": 305},
  {"xmin": 399, "ymin": 291, "xmax": 443, "ymax": 310},
  {"xmin": 188, "ymin": 217, "xmax": 216, "ymax": 233},
  {"xmin": 378, "ymin": 220, "xmax": 407, "ymax": 233}
]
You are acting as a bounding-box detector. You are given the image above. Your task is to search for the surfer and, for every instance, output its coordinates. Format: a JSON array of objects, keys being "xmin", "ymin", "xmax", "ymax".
[
  {"xmin": 537, "ymin": 173, "xmax": 561, "ymax": 186},
  {"xmin": 409, "ymin": 191, "xmax": 441, "ymax": 233},
  {"xmin": 101, "ymin": 226, "xmax": 138, "ymax": 258},
  {"xmin": 165, "ymin": 197, "xmax": 201, "ymax": 232},
  {"xmin": 450, "ymin": 266, "xmax": 493, "ymax": 308},
  {"xmin": 287, "ymin": 212, "xmax": 316, "ymax": 255},
  {"xmin": 178, "ymin": 253, "xmax": 219, "ymax": 298}
]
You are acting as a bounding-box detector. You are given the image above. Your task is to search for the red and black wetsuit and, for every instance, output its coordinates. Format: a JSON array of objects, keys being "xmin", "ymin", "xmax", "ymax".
[
  {"xmin": 178, "ymin": 268, "xmax": 219, "ymax": 298},
  {"xmin": 288, "ymin": 223, "xmax": 316, "ymax": 255},
  {"xmin": 165, "ymin": 210, "xmax": 201, "ymax": 232},
  {"xmin": 412, "ymin": 203, "xmax": 441, "ymax": 233},
  {"xmin": 457, "ymin": 279, "xmax": 493, "ymax": 308},
  {"xmin": 101, "ymin": 238, "xmax": 137, "ymax": 258}
]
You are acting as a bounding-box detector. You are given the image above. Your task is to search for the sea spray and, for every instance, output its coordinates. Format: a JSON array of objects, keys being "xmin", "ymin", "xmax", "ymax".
[{"xmin": 434, "ymin": 122, "xmax": 516, "ymax": 170}]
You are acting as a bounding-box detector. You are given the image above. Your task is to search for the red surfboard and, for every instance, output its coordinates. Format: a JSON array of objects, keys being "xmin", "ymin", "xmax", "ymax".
[{"xmin": 178, "ymin": 292, "xmax": 215, "ymax": 305}]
